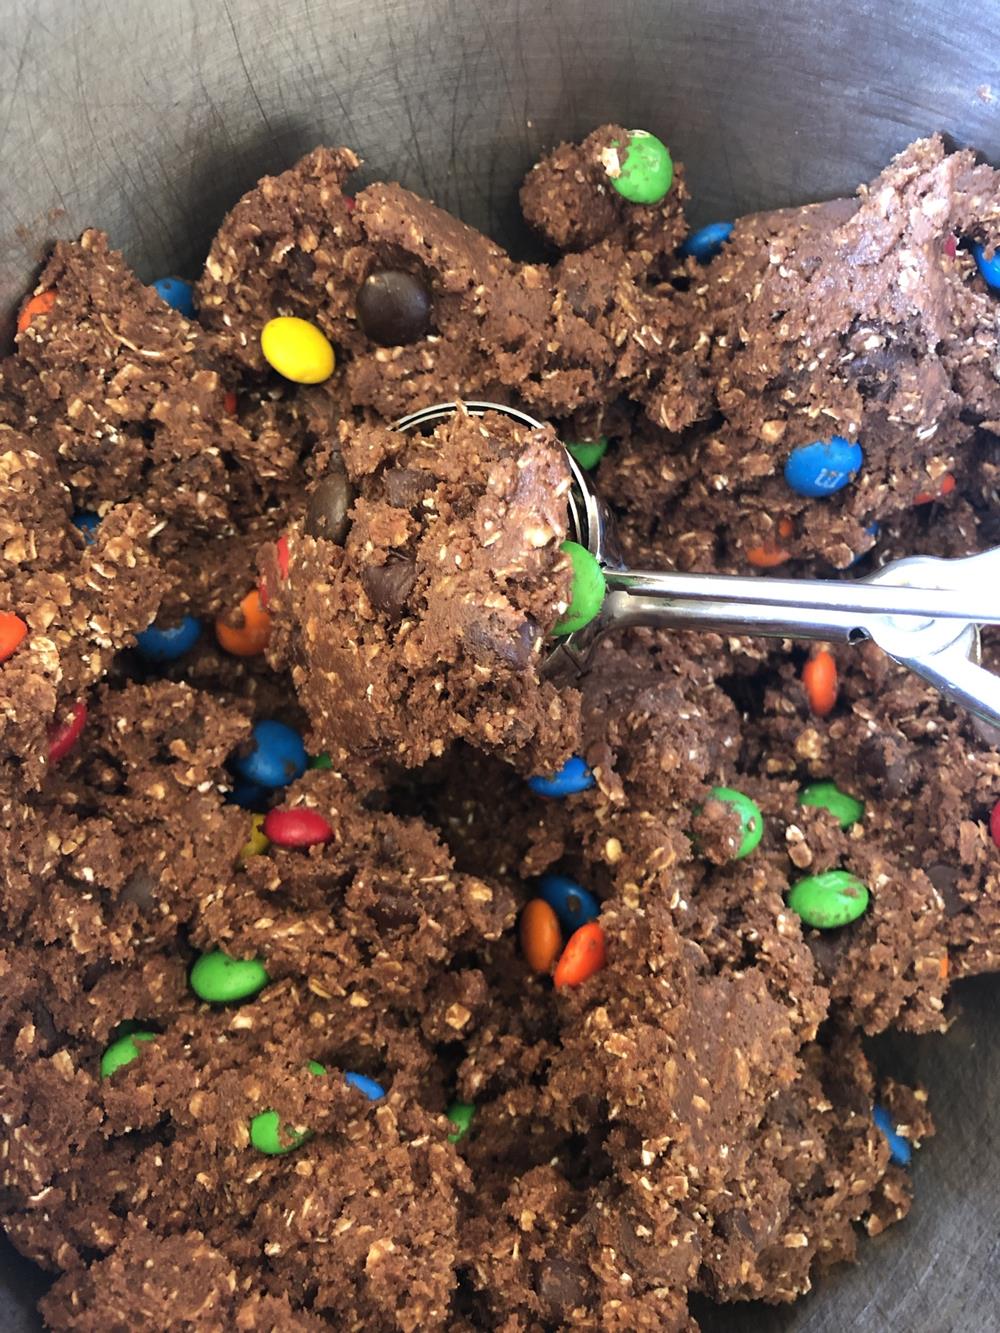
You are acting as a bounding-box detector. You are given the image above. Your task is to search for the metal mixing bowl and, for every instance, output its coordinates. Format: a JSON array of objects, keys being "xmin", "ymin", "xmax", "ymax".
[{"xmin": 3, "ymin": 1, "xmax": 999, "ymax": 1327}]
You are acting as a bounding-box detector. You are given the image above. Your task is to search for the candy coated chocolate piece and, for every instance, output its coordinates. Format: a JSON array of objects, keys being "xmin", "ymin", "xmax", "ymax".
[
  {"xmin": 345, "ymin": 1071, "xmax": 385, "ymax": 1101},
  {"xmin": 262, "ymin": 807, "xmax": 334, "ymax": 848},
  {"xmin": 233, "ymin": 720, "xmax": 307, "ymax": 790},
  {"xmin": 972, "ymin": 240, "xmax": 1000, "ymax": 290},
  {"xmin": 528, "ymin": 755, "xmax": 595, "ymax": 797},
  {"xmin": 565, "ymin": 437, "xmax": 608, "ymax": 470},
  {"xmin": 680, "ymin": 221, "xmax": 733, "ymax": 261},
  {"xmin": 703, "ymin": 786, "xmax": 764, "ymax": 859},
  {"xmin": 604, "ymin": 131, "xmax": 673, "ymax": 204},
  {"xmin": 787, "ymin": 870, "xmax": 869, "ymax": 929},
  {"xmin": 72, "ymin": 511, "xmax": 100, "ymax": 544},
  {"xmin": 357, "ymin": 270, "xmax": 432, "ymax": 345},
  {"xmin": 47, "ymin": 699, "xmax": 87, "ymax": 763},
  {"xmin": 250, "ymin": 1108, "xmax": 309, "ymax": 1156},
  {"xmin": 100, "ymin": 1030, "xmax": 155, "ymax": 1078},
  {"xmin": 799, "ymin": 781, "xmax": 864, "ymax": 829},
  {"xmin": 539, "ymin": 873, "xmax": 599, "ymax": 931},
  {"xmin": 190, "ymin": 951, "xmax": 269, "ymax": 1003},
  {"xmin": 446, "ymin": 1102, "xmax": 475, "ymax": 1143},
  {"xmin": 152, "ymin": 276, "xmax": 196, "ymax": 317},
  {"xmin": 872, "ymin": 1103, "xmax": 912, "ymax": 1165},
  {"xmin": 260, "ymin": 316, "xmax": 335, "ymax": 384},
  {"xmin": 553, "ymin": 921, "xmax": 607, "ymax": 988},
  {"xmin": 0, "ymin": 612, "xmax": 28, "ymax": 664},
  {"xmin": 520, "ymin": 899, "xmax": 563, "ymax": 973},
  {"xmin": 784, "ymin": 436, "xmax": 863, "ymax": 497},
  {"xmin": 135, "ymin": 615, "xmax": 201, "ymax": 662},
  {"xmin": 552, "ymin": 541, "xmax": 606, "ymax": 636}
]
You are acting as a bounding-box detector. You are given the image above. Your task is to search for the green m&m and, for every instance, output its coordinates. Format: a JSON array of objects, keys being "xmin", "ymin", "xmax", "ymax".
[
  {"xmin": 566, "ymin": 437, "xmax": 608, "ymax": 471},
  {"xmin": 190, "ymin": 950, "xmax": 269, "ymax": 1004},
  {"xmin": 309, "ymin": 752, "xmax": 333, "ymax": 771},
  {"xmin": 100, "ymin": 1030, "xmax": 156, "ymax": 1079},
  {"xmin": 787, "ymin": 870, "xmax": 870, "ymax": 929},
  {"xmin": 603, "ymin": 131, "xmax": 674, "ymax": 205},
  {"xmin": 798, "ymin": 781, "xmax": 865, "ymax": 830},
  {"xmin": 552, "ymin": 541, "xmax": 606, "ymax": 637},
  {"xmin": 250, "ymin": 1061, "xmax": 326, "ymax": 1156},
  {"xmin": 706, "ymin": 786, "xmax": 764, "ymax": 859},
  {"xmin": 446, "ymin": 1101, "xmax": 475, "ymax": 1143}
]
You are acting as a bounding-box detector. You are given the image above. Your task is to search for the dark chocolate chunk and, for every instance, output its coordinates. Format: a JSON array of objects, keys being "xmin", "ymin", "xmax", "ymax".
[
  {"xmin": 382, "ymin": 467, "xmax": 430, "ymax": 510},
  {"xmin": 463, "ymin": 616, "xmax": 540, "ymax": 670},
  {"xmin": 361, "ymin": 554, "xmax": 417, "ymax": 618},
  {"xmin": 535, "ymin": 1258, "xmax": 591, "ymax": 1316},
  {"xmin": 305, "ymin": 465, "xmax": 354, "ymax": 545},
  {"xmin": 357, "ymin": 270, "xmax": 432, "ymax": 346}
]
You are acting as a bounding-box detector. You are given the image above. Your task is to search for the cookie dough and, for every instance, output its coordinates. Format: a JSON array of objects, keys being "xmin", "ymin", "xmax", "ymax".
[{"xmin": 5, "ymin": 126, "xmax": 1000, "ymax": 1332}]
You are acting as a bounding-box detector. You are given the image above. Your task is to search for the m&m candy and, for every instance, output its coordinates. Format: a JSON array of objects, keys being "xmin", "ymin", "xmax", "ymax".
[
  {"xmin": 872, "ymin": 1103, "xmax": 912, "ymax": 1166},
  {"xmin": 539, "ymin": 874, "xmax": 599, "ymax": 932},
  {"xmin": 603, "ymin": 131, "xmax": 673, "ymax": 205},
  {"xmin": 215, "ymin": 589, "xmax": 271, "ymax": 657},
  {"xmin": 0, "ymin": 611, "xmax": 28, "ymax": 664},
  {"xmin": 784, "ymin": 436, "xmax": 863, "ymax": 497},
  {"xmin": 262, "ymin": 807, "xmax": 334, "ymax": 848},
  {"xmin": 135, "ymin": 615, "xmax": 201, "ymax": 663},
  {"xmin": 190, "ymin": 951, "xmax": 269, "ymax": 1003},
  {"xmin": 100, "ymin": 1030, "xmax": 156, "ymax": 1078},
  {"xmin": 345, "ymin": 1071, "xmax": 385, "ymax": 1101},
  {"xmin": 261, "ymin": 316, "xmax": 335, "ymax": 384},
  {"xmin": 565, "ymin": 438, "xmax": 608, "ymax": 471},
  {"xmin": 152, "ymin": 277, "xmax": 196, "ymax": 318},
  {"xmin": 799, "ymin": 781, "xmax": 864, "ymax": 829},
  {"xmin": 972, "ymin": 241, "xmax": 1000, "ymax": 290},
  {"xmin": 528, "ymin": 755, "xmax": 595, "ymax": 798},
  {"xmin": 680, "ymin": 221, "xmax": 733, "ymax": 262},
  {"xmin": 239, "ymin": 814, "xmax": 270, "ymax": 862},
  {"xmin": 553, "ymin": 921, "xmax": 607, "ymax": 989},
  {"xmin": 446, "ymin": 1101, "xmax": 475, "ymax": 1143},
  {"xmin": 250, "ymin": 1060, "xmax": 327, "ymax": 1156},
  {"xmin": 520, "ymin": 899, "xmax": 563, "ymax": 974},
  {"xmin": 786, "ymin": 870, "xmax": 869, "ymax": 929},
  {"xmin": 47, "ymin": 699, "xmax": 88, "ymax": 763},
  {"xmin": 552, "ymin": 542, "xmax": 606, "ymax": 636},
  {"xmin": 803, "ymin": 649, "xmax": 838, "ymax": 717},
  {"xmin": 17, "ymin": 288, "xmax": 56, "ymax": 334},
  {"xmin": 232, "ymin": 720, "xmax": 307, "ymax": 790},
  {"xmin": 72, "ymin": 511, "xmax": 100, "ymax": 544},
  {"xmin": 700, "ymin": 786, "xmax": 764, "ymax": 859}
]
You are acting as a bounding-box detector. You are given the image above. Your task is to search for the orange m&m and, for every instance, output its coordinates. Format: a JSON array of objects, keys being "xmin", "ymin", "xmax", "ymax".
[
  {"xmin": 17, "ymin": 289, "xmax": 56, "ymax": 334},
  {"xmin": 215, "ymin": 589, "xmax": 271, "ymax": 657},
  {"xmin": 802, "ymin": 648, "xmax": 838, "ymax": 718},
  {"xmin": 0, "ymin": 611, "xmax": 28, "ymax": 663},
  {"xmin": 520, "ymin": 899, "xmax": 562, "ymax": 974},
  {"xmin": 553, "ymin": 921, "xmax": 607, "ymax": 989}
]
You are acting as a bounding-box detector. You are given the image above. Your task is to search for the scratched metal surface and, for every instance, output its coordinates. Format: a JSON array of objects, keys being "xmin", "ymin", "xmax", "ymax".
[{"xmin": 2, "ymin": 0, "xmax": 1000, "ymax": 1327}]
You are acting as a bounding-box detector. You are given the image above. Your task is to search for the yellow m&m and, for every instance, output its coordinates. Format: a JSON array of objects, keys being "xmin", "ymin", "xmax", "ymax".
[{"xmin": 260, "ymin": 316, "xmax": 335, "ymax": 384}]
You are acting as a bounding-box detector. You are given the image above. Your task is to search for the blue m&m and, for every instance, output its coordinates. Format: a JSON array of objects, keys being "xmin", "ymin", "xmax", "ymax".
[
  {"xmin": 528, "ymin": 755, "xmax": 595, "ymax": 798},
  {"xmin": 72, "ymin": 511, "xmax": 100, "ymax": 544},
  {"xmin": 345, "ymin": 1071, "xmax": 385, "ymax": 1101},
  {"xmin": 972, "ymin": 241, "xmax": 1000, "ymax": 290},
  {"xmin": 152, "ymin": 277, "xmax": 196, "ymax": 318},
  {"xmin": 872, "ymin": 1103, "xmax": 912, "ymax": 1166},
  {"xmin": 226, "ymin": 778, "xmax": 267, "ymax": 810},
  {"xmin": 680, "ymin": 221, "xmax": 733, "ymax": 262},
  {"xmin": 135, "ymin": 615, "xmax": 201, "ymax": 663},
  {"xmin": 232, "ymin": 720, "xmax": 307, "ymax": 790},
  {"xmin": 784, "ymin": 436, "xmax": 863, "ymax": 498},
  {"xmin": 539, "ymin": 873, "xmax": 599, "ymax": 932}
]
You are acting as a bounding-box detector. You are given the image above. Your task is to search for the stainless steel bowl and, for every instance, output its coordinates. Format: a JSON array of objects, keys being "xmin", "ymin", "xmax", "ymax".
[{"xmin": 3, "ymin": 2, "xmax": 1000, "ymax": 1327}]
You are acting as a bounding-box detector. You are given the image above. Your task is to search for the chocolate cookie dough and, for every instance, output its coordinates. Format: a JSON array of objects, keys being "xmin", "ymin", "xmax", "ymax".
[{"xmin": 3, "ymin": 125, "xmax": 1000, "ymax": 1332}]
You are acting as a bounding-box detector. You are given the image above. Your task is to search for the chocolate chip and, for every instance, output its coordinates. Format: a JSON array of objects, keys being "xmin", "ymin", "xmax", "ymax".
[
  {"xmin": 361, "ymin": 554, "xmax": 417, "ymax": 618},
  {"xmin": 535, "ymin": 1258, "xmax": 590, "ymax": 1316},
  {"xmin": 305, "ymin": 464, "xmax": 354, "ymax": 545},
  {"xmin": 927, "ymin": 862, "xmax": 964, "ymax": 916},
  {"xmin": 120, "ymin": 868, "xmax": 157, "ymax": 914},
  {"xmin": 382, "ymin": 467, "xmax": 429, "ymax": 510},
  {"xmin": 856, "ymin": 735, "xmax": 913, "ymax": 798},
  {"xmin": 463, "ymin": 617, "xmax": 540, "ymax": 670},
  {"xmin": 357, "ymin": 270, "xmax": 432, "ymax": 346}
]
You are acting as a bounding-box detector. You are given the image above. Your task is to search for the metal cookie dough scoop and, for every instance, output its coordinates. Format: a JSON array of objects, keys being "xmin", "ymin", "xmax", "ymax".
[{"xmin": 395, "ymin": 401, "xmax": 1000, "ymax": 729}]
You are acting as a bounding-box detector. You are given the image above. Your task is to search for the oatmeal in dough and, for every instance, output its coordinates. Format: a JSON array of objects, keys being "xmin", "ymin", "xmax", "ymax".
[{"xmin": 3, "ymin": 125, "xmax": 1000, "ymax": 1332}]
